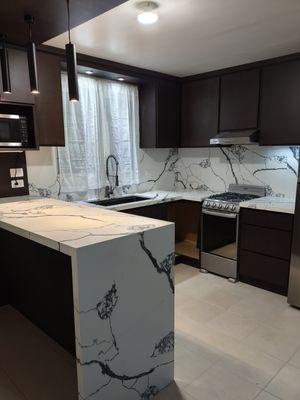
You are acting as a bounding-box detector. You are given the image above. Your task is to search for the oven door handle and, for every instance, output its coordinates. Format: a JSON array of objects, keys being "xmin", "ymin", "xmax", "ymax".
[{"xmin": 202, "ymin": 209, "xmax": 237, "ymax": 219}]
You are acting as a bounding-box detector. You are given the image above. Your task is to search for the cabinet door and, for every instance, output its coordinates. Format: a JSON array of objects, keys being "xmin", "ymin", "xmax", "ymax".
[
  {"xmin": 35, "ymin": 52, "xmax": 65, "ymax": 146},
  {"xmin": 260, "ymin": 60, "xmax": 300, "ymax": 145},
  {"xmin": 0, "ymin": 48, "xmax": 34, "ymax": 104},
  {"xmin": 181, "ymin": 77, "xmax": 219, "ymax": 147},
  {"xmin": 139, "ymin": 80, "xmax": 180, "ymax": 148},
  {"xmin": 139, "ymin": 83, "xmax": 157, "ymax": 148},
  {"xmin": 219, "ymin": 69, "xmax": 260, "ymax": 131},
  {"xmin": 157, "ymin": 81, "xmax": 180, "ymax": 148}
]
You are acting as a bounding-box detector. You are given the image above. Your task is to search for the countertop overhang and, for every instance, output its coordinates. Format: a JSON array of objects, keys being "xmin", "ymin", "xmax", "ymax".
[{"xmin": 0, "ymin": 197, "xmax": 173, "ymax": 255}]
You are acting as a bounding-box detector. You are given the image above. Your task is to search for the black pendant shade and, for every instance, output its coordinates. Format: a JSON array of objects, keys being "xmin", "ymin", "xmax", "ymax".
[
  {"xmin": 25, "ymin": 15, "xmax": 39, "ymax": 94},
  {"xmin": 0, "ymin": 35, "xmax": 11, "ymax": 94},
  {"xmin": 66, "ymin": 42, "xmax": 79, "ymax": 101},
  {"xmin": 66, "ymin": 0, "xmax": 79, "ymax": 102}
]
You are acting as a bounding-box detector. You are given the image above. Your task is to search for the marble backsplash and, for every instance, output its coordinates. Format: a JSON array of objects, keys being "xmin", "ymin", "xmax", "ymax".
[{"xmin": 25, "ymin": 145, "xmax": 299, "ymax": 201}]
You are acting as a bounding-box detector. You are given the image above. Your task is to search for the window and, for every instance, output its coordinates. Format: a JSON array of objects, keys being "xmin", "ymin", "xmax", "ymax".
[{"xmin": 58, "ymin": 73, "xmax": 140, "ymax": 196}]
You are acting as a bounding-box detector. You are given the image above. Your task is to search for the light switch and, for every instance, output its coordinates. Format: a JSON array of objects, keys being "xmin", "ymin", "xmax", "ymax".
[
  {"xmin": 11, "ymin": 179, "xmax": 25, "ymax": 189},
  {"xmin": 10, "ymin": 168, "xmax": 24, "ymax": 178}
]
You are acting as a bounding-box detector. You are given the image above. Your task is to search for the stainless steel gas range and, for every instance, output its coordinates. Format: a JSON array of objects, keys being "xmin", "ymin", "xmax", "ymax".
[{"xmin": 201, "ymin": 184, "xmax": 266, "ymax": 282}]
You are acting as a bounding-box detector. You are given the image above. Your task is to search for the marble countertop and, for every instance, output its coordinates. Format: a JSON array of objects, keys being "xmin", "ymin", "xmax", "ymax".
[
  {"xmin": 86, "ymin": 190, "xmax": 214, "ymax": 211},
  {"xmin": 240, "ymin": 196, "xmax": 296, "ymax": 214},
  {"xmin": 0, "ymin": 198, "xmax": 172, "ymax": 255}
]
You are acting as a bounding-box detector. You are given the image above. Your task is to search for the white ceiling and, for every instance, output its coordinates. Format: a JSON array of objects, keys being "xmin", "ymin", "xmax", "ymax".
[{"xmin": 46, "ymin": 0, "xmax": 300, "ymax": 77}]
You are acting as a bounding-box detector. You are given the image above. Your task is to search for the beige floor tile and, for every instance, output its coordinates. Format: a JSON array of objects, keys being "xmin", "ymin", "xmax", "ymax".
[
  {"xmin": 255, "ymin": 391, "xmax": 281, "ymax": 400},
  {"xmin": 289, "ymin": 348, "xmax": 300, "ymax": 369},
  {"xmin": 175, "ymin": 264, "xmax": 200, "ymax": 285},
  {"xmin": 175, "ymin": 340, "xmax": 219, "ymax": 388},
  {"xmin": 200, "ymin": 284, "xmax": 244, "ymax": 309},
  {"xmin": 0, "ymin": 306, "xmax": 77, "ymax": 400},
  {"xmin": 266, "ymin": 364, "xmax": 300, "ymax": 400},
  {"xmin": 194, "ymin": 327, "xmax": 284, "ymax": 385},
  {"xmin": 216, "ymin": 356, "xmax": 281, "ymax": 389},
  {"xmin": 176, "ymin": 297, "xmax": 225, "ymax": 325},
  {"xmin": 205, "ymin": 310, "xmax": 259, "ymax": 341},
  {"xmin": 185, "ymin": 363, "xmax": 261, "ymax": 400},
  {"xmin": 242, "ymin": 325, "xmax": 300, "ymax": 362},
  {"xmin": 266, "ymin": 307, "xmax": 300, "ymax": 345},
  {"xmin": 229, "ymin": 296, "xmax": 286, "ymax": 325},
  {"xmin": 154, "ymin": 381, "xmax": 196, "ymax": 400},
  {"xmin": 0, "ymin": 369, "xmax": 25, "ymax": 400}
]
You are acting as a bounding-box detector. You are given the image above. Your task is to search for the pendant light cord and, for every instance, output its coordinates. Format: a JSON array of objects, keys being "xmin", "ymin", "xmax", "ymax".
[{"xmin": 67, "ymin": 0, "xmax": 71, "ymax": 43}]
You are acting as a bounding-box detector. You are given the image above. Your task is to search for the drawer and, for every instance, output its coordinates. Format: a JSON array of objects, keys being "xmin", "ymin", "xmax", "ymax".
[
  {"xmin": 239, "ymin": 250, "xmax": 290, "ymax": 295},
  {"xmin": 240, "ymin": 224, "xmax": 292, "ymax": 260},
  {"xmin": 241, "ymin": 208, "xmax": 293, "ymax": 231}
]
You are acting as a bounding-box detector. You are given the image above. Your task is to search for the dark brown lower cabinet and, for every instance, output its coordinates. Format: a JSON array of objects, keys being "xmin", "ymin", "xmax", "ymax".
[
  {"xmin": 123, "ymin": 201, "xmax": 202, "ymax": 268},
  {"xmin": 238, "ymin": 208, "xmax": 293, "ymax": 295}
]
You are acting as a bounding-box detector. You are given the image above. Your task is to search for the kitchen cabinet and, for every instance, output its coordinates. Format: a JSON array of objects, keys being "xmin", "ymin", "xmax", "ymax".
[
  {"xmin": 125, "ymin": 201, "xmax": 202, "ymax": 267},
  {"xmin": 123, "ymin": 203, "xmax": 169, "ymax": 220},
  {"xmin": 238, "ymin": 208, "xmax": 293, "ymax": 295},
  {"xmin": 219, "ymin": 69, "xmax": 260, "ymax": 131},
  {"xmin": 0, "ymin": 48, "xmax": 34, "ymax": 104},
  {"xmin": 139, "ymin": 80, "xmax": 180, "ymax": 148},
  {"xmin": 181, "ymin": 77, "xmax": 219, "ymax": 147},
  {"xmin": 259, "ymin": 59, "xmax": 300, "ymax": 145},
  {"xmin": 35, "ymin": 51, "xmax": 65, "ymax": 146},
  {"xmin": 1, "ymin": 227, "xmax": 75, "ymax": 354}
]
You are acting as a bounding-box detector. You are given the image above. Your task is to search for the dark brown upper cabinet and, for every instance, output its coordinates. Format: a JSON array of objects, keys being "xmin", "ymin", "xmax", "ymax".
[
  {"xmin": 139, "ymin": 80, "xmax": 180, "ymax": 148},
  {"xmin": 181, "ymin": 77, "xmax": 219, "ymax": 147},
  {"xmin": 35, "ymin": 52, "xmax": 65, "ymax": 146},
  {"xmin": 259, "ymin": 59, "xmax": 300, "ymax": 146},
  {"xmin": 219, "ymin": 69, "xmax": 260, "ymax": 131},
  {"xmin": 0, "ymin": 48, "xmax": 34, "ymax": 105}
]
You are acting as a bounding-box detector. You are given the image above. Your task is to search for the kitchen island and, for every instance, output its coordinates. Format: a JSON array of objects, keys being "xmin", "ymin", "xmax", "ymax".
[{"xmin": 0, "ymin": 198, "xmax": 175, "ymax": 400}]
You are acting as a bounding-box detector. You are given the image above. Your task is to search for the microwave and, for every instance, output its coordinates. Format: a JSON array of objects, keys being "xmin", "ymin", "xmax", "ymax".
[{"xmin": 0, "ymin": 113, "xmax": 30, "ymax": 148}]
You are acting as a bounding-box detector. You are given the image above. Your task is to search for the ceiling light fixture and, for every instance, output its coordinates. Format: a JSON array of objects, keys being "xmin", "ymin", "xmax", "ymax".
[
  {"xmin": 25, "ymin": 14, "xmax": 39, "ymax": 94},
  {"xmin": 0, "ymin": 34, "xmax": 11, "ymax": 94},
  {"xmin": 136, "ymin": 1, "xmax": 159, "ymax": 25},
  {"xmin": 85, "ymin": 70, "xmax": 93, "ymax": 75},
  {"xmin": 117, "ymin": 77, "xmax": 125, "ymax": 81},
  {"xmin": 65, "ymin": 0, "xmax": 79, "ymax": 102}
]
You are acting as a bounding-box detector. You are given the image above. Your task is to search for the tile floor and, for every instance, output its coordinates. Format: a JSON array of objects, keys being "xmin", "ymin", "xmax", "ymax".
[
  {"xmin": 1, "ymin": 263, "xmax": 300, "ymax": 400},
  {"xmin": 158, "ymin": 264, "xmax": 300, "ymax": 400}
]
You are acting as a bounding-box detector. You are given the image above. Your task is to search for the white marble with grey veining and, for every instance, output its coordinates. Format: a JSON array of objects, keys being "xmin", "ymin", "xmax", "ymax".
[
  {"xmin": 240, "ymin": 196, "xmax": 295, "ymax": 214},
  {"xmin": 0, "ymin": 197, "xmax": 175, "ymax": 400}
]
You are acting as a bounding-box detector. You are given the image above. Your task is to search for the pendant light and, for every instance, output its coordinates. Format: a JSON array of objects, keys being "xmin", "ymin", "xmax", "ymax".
[
  {"xmin": 25, "ymin": 14, "xmax": 39, "ymax": 94},
  {"xmin": 65, "ymin": 0, "xmax": 79, "ymax": 102},
  {"xmin": 0, "ymin": 34, "xmax": 11, "ymax": 94}
]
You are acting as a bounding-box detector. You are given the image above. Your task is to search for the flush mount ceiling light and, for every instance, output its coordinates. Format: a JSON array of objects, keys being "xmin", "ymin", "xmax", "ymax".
[
  {"xmin": 0, "ymin": 34, "xmax": 11, "ymax": 94},
  {"xmin": 117, "ymin": 77, "xmax": 125, "ymax": 81},
  {"xmin": 136, "ymin": 1, "xmax": 159, "ymax": 25},
  {"xmin": 65, "ymin": 0, "xmax": 79, "ymax": 102},
  {"xmin": 24, "ymin": 14, "xmax": 39, "ymax": 94},
  {"xmin": 85, "ymin": 70, "xmax": 93, "ymax": 75}
]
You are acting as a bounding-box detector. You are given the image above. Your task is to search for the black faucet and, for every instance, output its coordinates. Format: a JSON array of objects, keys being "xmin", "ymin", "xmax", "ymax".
[{"xmin": 105, "ymin": 154, "xmax": 119, "ymax": 198}]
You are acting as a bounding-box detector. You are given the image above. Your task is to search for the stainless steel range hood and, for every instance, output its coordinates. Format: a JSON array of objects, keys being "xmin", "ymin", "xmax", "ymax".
[{"xmin": 210, "ymin": 129, "xmax": 259, "ymax": 145}]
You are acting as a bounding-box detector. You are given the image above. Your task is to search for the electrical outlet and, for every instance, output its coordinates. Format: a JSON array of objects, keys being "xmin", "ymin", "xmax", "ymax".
[
  {"xmin": 11, "ymin": 179, "xmax": 24, "ymax": 189},
  {"xmin": 10, "ymin": 168, "xmax": 24, "ymax": 178}
]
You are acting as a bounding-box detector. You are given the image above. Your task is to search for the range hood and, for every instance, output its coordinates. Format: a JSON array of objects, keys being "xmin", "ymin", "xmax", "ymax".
[{"xmin": 210, "ymin": 129, "xmax": 259, "ymax": 145}]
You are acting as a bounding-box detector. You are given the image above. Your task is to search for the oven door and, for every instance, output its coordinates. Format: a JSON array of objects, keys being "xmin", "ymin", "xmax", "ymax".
[
  {"xmin": 201, "ymin": 209, "xmax": 238, "ymax": 280},
  {"xmin": 0, "ymin": 114, "xmax": 22, "ymax": 147}
]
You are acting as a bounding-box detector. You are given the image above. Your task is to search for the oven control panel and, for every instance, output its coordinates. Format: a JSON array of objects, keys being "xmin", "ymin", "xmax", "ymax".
[{"xmin": 202, "ymin": 199, "xmax": 239, "ymax": 213}]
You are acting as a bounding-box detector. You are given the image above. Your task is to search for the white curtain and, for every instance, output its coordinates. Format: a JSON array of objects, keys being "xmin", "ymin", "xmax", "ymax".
[{"xmin": 58, "ymin": 73, "xmax": 140, "ymax": 194}]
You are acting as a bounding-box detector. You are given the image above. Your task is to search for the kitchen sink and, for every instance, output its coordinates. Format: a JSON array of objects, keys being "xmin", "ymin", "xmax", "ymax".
[{"xmin": 84, "ymin": 196, "xmax": 150, "ymax": 207}]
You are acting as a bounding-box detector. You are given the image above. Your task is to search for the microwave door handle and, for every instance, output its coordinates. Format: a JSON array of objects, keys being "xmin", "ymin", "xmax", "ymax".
[{"xmin": 202, "ymin": 210, "xmax": 237, "ymax": 219}]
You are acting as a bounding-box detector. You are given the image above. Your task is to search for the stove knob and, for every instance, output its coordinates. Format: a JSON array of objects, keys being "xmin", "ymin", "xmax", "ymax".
[
  {"xmin": 218, "ymin": 204, "xmax": 222, "ymax": 209},
  {"xmin": 231, "ymin": 205, "xmax": 236, "ymax": 211},
  {"xmin": 212, "ymin": 203, "xmax": 216, "ymax": 208},
  {"xmin": 225, "ymin": 204, "xmax": 229, "ymax": 209}
]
